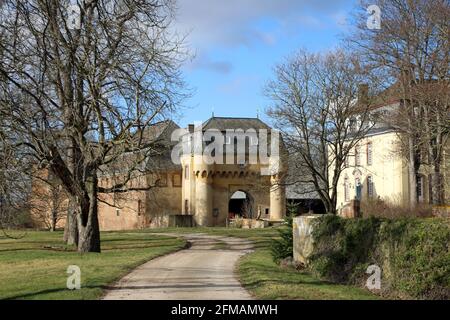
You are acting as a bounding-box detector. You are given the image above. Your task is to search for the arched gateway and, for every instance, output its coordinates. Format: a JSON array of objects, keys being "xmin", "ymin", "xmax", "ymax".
[{"xmin": 228, "ymin": 190, "xmax": 254, "ymax": 219}]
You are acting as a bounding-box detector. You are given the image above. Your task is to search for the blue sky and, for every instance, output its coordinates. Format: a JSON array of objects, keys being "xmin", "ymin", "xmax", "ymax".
[{"xmin": 173, "ymin": 0, "xmax": 357, "ymax": 127}]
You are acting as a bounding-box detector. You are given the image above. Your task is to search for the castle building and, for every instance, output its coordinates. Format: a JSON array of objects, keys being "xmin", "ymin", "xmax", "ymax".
[
  {"xmin": 333, "ymin": 85, "xmax": 449, "ymax": 217},
  {"xmin": 31, "ymin": 117, "xmax": 287, "ymax": 230}
]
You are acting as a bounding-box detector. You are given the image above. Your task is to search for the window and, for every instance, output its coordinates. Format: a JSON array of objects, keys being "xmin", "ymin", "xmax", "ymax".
[
  {"xmin": 355, "ymin": 178, "xmax": 362, "ymax": 200},
  {"xmin": 156, "ymin": 173, "xmax": 167, "ymax": 187},
  {"xmin": 349, "ymin": 117, "xmax": 357, "ymax": 132},
  {"xmin": 184, "ymin": 166, "xmax": 189, "ymax": 180},
  {"xmin": 416, "ymin": 175, "xmax": 424, "ymax": 202},
  {"xmin": 116, "ymin": 208, "xmax": 120, "ymax": 217},
  {"xmin": 428, "ymin": 174, "xmax": 433, "ymax": 203},
  {"xmin": 137, "ymin": 200, "xmax": 142, "ymax": 216},
  {"xmin": 265, "ymin": 208, "xmax": 270, "ymax": 215},
  {"xmin": 355, "ymin": 145, "xmax": 361, "ymax": 166},
  {"xmin": 367, "ymin": 142, "xmax": 373, "ymax": 166},
  {"xmin": 184, "ymin": 199, "xmax": 189, "ymax": 214},
  {"xmin": 172, "ymin": 173, "xmax": 182, "ymax": 187},
  {"xmin": 367, "ymin": 176, "xmax": 374, "ymax": 198}
]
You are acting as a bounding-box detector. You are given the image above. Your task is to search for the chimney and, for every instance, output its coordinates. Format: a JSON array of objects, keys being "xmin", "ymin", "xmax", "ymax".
[
  {"xmin": 188, "ymin": 124, "xmax": 194, "ymax": 134},
  {"xmin": 358, "ymin": 84, "xmax": 369, "ymax": 106}
]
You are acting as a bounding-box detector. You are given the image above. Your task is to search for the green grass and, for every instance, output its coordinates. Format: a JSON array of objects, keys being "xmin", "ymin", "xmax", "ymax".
[
  {"xmin": 0, "ymin": 230, "xmax": 186, "ymax": 300},
  {"xmin": 238, "ymin": 249, "xmax": 379, "ymax": 300},
  {"xmin": 145, "ymin": 227, "xmax": 379, "ymax": 300},
  {"xmin": 0, "ymin": 226, "xmax": 380, "ymax": 300}
]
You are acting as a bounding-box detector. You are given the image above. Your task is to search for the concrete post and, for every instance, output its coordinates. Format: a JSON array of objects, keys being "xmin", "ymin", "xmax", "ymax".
[{"xmin": 293, "ymin": 215, "xmax": 322, "ymax": 265}]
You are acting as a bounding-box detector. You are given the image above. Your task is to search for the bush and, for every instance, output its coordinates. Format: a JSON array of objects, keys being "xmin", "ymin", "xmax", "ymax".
[
  {"xmin": 309, "ymin": 216, "xmax": 450, "ymax": 299},
  {"xmin": 270, "ymin": 204, "xmax": 297, "ymax": 264},
  {"xmin": 231, "ymin": 216, "xmax": 244, "ymax": 228},
  {"xmin": 360, "ymin": 198, "xmax": 432, "ymax": 218}
]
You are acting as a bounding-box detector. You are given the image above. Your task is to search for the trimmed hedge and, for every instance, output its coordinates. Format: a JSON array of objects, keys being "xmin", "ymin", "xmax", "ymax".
[{"xmin": 309, "ymin": 215, "xmax": 450, "ymax": 299}]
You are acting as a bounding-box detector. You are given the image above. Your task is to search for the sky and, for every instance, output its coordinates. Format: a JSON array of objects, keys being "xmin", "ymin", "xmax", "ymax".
[{"xmin": 173, "ymin": 0, "xmax": 358, "ymax": 127}]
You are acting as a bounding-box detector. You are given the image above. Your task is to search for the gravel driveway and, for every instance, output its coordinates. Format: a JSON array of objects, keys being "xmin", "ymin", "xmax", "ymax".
[{"xmin": 102, "ymin": 233, "xmax": 254, "ymax": 300}]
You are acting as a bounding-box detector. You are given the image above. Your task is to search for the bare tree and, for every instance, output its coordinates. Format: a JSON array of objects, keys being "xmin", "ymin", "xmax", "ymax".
[
  {"xmin": 266, "ymin": 49, "xmax": 379, "ymax": 214},
  {"xmin": 349, "ymin": 0, "xmax": 450, "ymax": 207},
  {"xmin": 30, "ymin": 175, "xmax": 68, "ymax": 231},
  {"xmin": 0, "ymin": 0, "xmax": 188, "ymax": 252},
  {"xmin": 0, "ymin": 125, "xmax": 32, "ymax": 235}
]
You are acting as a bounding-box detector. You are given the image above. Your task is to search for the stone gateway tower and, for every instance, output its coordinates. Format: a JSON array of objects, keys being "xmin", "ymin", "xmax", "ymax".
[{"xmin": 180, "ymin": 117, "xmax": 286, "ymax": 226}]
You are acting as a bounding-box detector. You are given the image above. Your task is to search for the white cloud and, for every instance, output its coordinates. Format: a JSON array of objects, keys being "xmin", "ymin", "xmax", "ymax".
[
  {"xmin": 186, "ymin": 52, "xmax": 233, "ymax": 74},
  {"xmin": 173, "ymin": 0, "xmax": 351, "ymax": 49}
]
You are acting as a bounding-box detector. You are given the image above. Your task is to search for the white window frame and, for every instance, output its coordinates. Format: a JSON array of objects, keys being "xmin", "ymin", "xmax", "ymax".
[
  {"xmin": 367, "ymin": 142, "xmax": 373, "ymax": 166},
  {"xmin": 367, "ymin": 176, "xmax": 374, "ymax": 198},
  {"xmin": 355, "ymin": 145, "xmax": 361, "ymax": 166}
]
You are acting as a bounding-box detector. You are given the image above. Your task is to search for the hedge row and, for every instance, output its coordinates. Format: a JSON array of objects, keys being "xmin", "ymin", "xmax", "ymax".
[{"xmin": 309, "ymin": 215, "xmax": 450, "ymax": 299}]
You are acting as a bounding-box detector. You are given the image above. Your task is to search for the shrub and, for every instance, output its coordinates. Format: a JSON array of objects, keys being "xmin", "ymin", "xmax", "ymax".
[
  {"xmin": 231, "ymin": 216, "xmax": 244, "ymax": 228},
  {"xmin": 270, "ymin": 204, "xmax": 296, "ymax": 264},
  {"xmin": 360, "ymin": 197, "xmax": 432, "ymax": 218},
  {"xmin": 309, "ymin": 216, "xmax": 450, "ymax": 299}
]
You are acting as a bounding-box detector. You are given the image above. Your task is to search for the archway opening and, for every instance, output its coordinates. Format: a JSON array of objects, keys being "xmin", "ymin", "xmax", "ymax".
[{"xmin": 228, "ymin": 191, "xmax": 254, "ymax": 219}]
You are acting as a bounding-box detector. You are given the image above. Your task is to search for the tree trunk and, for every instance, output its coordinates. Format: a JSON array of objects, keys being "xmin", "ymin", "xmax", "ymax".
[
  {"xmin": 51, "ymin": 210, "xmax": 56, "ymax": 232},
  {"xmin": 432, "ymin": 169, "xmax": 443, "ymax": 206},
  {"xmin": 77, "ymin": 176, "xmax": 101, "ymax": 253},
  {"xmin": 408, "ymin": 135, "xmax": 418, "ymax": 209},
  {"xmin": 64, "ymin": 197, "xmax": 79, "ymax": 246}
]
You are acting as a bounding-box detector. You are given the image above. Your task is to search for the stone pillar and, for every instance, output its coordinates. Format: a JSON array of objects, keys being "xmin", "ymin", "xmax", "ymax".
[
  {"xmin": 195, "ymin": 172, "xmax": 213, "ymax": 226},
  {"xmin": 293, "ymin": 215, "xmax": 321, "ymax": 265},
  {"xmin": 270, "ymin": 175, "xmax": 286, "ymax": 221}
]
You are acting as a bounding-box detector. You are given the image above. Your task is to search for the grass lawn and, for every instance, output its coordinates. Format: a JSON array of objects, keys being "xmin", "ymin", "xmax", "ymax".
[
  {"xmin": 1, "ymin": 227, "xmax": 379, "ymax": 300},
  {"xmin": 238, "ymin": 249, "xmax": 378, "ymax": 300},
  {"xmin": 0, "ymin": 230, "xmax": 186, "ymax": 300},
  {"xmin": 145, "ymin": 227, "xmax": 379, "ymax": 300}
]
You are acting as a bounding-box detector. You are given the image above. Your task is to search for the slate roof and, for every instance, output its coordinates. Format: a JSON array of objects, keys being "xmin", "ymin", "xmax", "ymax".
[
  {"xmin": 202, "ymin": 117, "xmax": 271, "ymax": 131},
  {"xmin": 99, "ymin": 120, "xmax": 181, "ymax": 175},
  {"xmin": 285, "ymin": 153, "xmax": 321, "ymax": 200},
  {"xmin": 140, "ymin": 120, "xmax": 179, "ymax": 145}
]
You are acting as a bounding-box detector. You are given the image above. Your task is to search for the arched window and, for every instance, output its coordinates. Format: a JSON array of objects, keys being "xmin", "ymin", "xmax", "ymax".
[
  {"xmin": 355, "ymin": 178, "xmax": 362, "ymax": 200},
  {"xmin": 367, "ymin": 176, "xmax": 374, "ymax": 198}
]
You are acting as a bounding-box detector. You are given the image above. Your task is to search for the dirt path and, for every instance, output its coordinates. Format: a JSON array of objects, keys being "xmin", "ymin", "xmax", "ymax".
[{"xmin": 102, "ymin": 233, "xmax": 254, "ymax": 300}]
